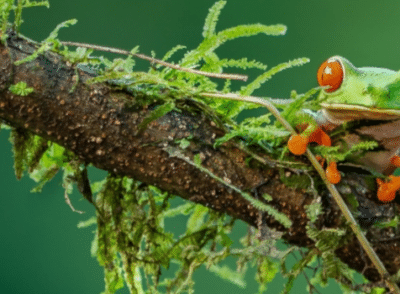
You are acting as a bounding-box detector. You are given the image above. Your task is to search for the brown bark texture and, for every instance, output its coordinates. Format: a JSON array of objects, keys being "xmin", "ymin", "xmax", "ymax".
[{"xmin": 1, "ymin": 31, "xmax": 400, "ymax": 286}]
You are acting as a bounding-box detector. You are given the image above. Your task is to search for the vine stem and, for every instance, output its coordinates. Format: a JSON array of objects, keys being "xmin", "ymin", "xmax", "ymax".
[
  {"xmin": 201, "ymin": 92, "xmax": 400, "ymax": 293},
  {"xmin": 60, "ymin": 41, "xmax": 248, "ymax": 82}
]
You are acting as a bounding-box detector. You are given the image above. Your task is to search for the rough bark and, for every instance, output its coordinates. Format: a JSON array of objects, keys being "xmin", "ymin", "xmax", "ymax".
[{"xmin": 1, "ymin": 30, "xmax": 399, "ymax": 286}]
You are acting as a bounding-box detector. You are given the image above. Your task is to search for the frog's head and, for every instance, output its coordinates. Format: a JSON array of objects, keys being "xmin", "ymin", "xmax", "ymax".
[{"xmin": 317, "ymin": 56, "xmax": 400, "ymax": 120}]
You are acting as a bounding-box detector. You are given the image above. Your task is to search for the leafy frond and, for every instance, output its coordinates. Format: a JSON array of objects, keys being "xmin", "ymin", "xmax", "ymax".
[
  {"xmin": 240, "ymin": 57, "xmax": 310, "ymax": 96},
  {"xmin": 60, "ymin": 47, "xmax": 101, "ymax": 66},
  {"xmin": 202, "ymin": 0, "xmax": 226, "ymax": 38},
  {"xmin": 214, "ymin": 125, "xmax": 290, "ymax": 147},
  {"xmin": 180, "ymin": 23, "xmax": 286, "ymax": 69},
  {"xmin": 315, "ymin": 140, "xmax": 379, "ymax": 163},
  {"xmin": 1, "ymin": 0, "xmax": 49, "ymax": 42},
  {"xmin": 161, "ymin": 44, "xmax": 186, "ymax": 62},
  {"xmin": 220, "ymin": 57, "xmax": 267, "ymax": 70},
  {"xmin": 219, "ymin": 23, "xmax": 287, "ymax": 39},
  {"xmin": 14, "ymin": 19, "xmax": 78, "ymax": 65},
  {"xmin": 306, "ymin": 225, "xmax": 355, "ymax": 287},
  {"xmin": 13, "ymin": 0, "xmax": 49, "ymax": 33}
]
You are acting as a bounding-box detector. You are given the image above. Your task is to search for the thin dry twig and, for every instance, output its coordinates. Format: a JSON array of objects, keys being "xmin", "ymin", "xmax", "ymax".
[{"xmin": 60, "ymin": 41, "xmax": 248, "ymax": 82}]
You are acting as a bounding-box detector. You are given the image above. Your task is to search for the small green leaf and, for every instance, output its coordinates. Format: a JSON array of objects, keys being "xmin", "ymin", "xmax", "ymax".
[{"xmin": 9, "ymin": 82, "xmax": 34, "ymax": 96}]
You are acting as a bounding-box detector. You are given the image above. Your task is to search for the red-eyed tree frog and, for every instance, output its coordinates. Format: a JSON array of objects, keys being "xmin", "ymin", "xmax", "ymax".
[{"xmin": 288, "ymin": 56, "xmax": 400, "ymax": 202}]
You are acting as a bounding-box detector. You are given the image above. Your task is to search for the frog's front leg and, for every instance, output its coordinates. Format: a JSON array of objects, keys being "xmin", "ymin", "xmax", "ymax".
[
  {"xmin": 287, "ymin": 109, "xmax": 332, "ymax": 151},
  {"xmin": 377, "ymin": 152, "xmax": 400, "ymax": 202},
  {"xmin": 287, "ymin": 109, "xmax": 343, "ymax": 184}
]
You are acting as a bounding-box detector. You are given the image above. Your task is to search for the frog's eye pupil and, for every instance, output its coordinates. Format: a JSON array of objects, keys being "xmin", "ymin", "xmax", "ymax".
[{"xmin": 317, "ymin": 58, "xmax": 343, "ymax": 92}]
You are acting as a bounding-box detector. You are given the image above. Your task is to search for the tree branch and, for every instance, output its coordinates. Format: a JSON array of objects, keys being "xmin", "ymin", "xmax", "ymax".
[{"xmin": 2, "ymin": 31, "xmax": 400, "ymax": 287}]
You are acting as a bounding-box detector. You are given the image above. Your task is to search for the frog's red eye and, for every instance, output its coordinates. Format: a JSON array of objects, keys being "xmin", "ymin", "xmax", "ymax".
[{"xmin": 317, "ymin": 58, "xmax": 343, "ymax": 92}]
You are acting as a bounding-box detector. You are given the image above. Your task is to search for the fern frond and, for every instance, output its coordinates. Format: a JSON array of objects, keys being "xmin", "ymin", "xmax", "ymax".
[
  {"xmin": 202, "ymin": 0, "xmax": 227, "ymax": 38},
  {"xmin": 214, "ymin": 125, "xmax": 290, "ymax": 147},
  {"xmin": 205, "ymin": 57, "xmax": 267, "ymax": 71},
  {"xmin": 15, "ymin": 19, "xmax": 78, "ymax": 65},
  {"xmin": 219, "ymin": 23, "xmax": 287, "ymax": 40},
  {"xmin": 222, "ymin": 57, "xmax": 267, "ymax": 70},
  {"xmin": 241, "ymin": 113, "xmax": 272, "ymax": 127},
  {"xmin": 240, "ymin": 57, "xmax": 310, "ymax": 96},
  {"xmin": 161, "ymin": 44, "xmax": 187, "ymax": 62},
  {"xmin": 181, "ymin": 24, "xmax": 286, "ymax": 68}
]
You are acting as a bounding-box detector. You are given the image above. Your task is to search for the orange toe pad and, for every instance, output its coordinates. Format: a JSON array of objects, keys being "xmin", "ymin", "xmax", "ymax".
[
  {"xmin": 288, "ymin": 134, "xmax": 308, "ymax": 155},
  {"xmin": 377, "ymin": 175, "xmax": 400, "ymax": 202},
  {"xmin": 309, "ymin": 128, "xmax": 331, "ymax": 147},
  {"xmin": 326, "ymin": 161, "xmax": 341, "ymax": 184}
]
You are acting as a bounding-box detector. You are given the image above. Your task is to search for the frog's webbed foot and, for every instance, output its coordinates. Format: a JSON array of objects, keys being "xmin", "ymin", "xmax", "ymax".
[
  {"xmin": 377, "ymin": 155, "xmax": 400, "ymax": 202},
  {"xmin": 325, "ymin": 161, "xmax": 341, "ymax": 184},
  {"xmin": 288, "ymin": 126, "xmax": 341, "ymax": 184}
]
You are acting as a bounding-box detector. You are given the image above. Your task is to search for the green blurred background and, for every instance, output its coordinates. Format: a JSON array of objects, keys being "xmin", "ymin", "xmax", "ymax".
[{"xmin": 1, "ymin": 0, "xmax": 400, "ymax": 293}]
